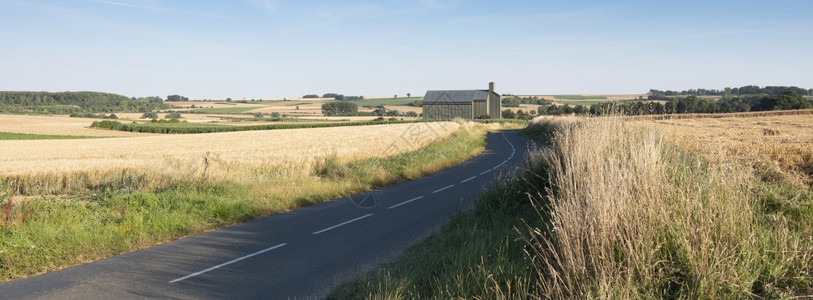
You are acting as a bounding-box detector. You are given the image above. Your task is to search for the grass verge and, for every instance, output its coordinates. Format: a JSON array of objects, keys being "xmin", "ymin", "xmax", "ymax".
[
  {"xmin": 330, "ymin": 117, "xmax": 812, "ymax": 299},
  {"xmin": 0, "ymin": 123, "xmax": 490, "ymax": 281}
]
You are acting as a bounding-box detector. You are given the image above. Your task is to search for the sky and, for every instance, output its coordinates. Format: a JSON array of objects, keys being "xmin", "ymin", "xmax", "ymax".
[{"xmin": 1, "ymin": 0, "xmax": 812, "ymax": 99}]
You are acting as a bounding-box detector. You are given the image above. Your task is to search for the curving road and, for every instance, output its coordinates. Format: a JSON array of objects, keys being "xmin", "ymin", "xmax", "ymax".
[{"xmin": 0, "ymin": 131, "xmax": 529, "ymax": 299}]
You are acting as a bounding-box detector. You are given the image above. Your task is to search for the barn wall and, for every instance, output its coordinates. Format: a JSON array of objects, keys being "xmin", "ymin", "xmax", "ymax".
[
  {"xmin": 472, "ymin": 100, "xmax": 488, "ymax": 118},
  {"xmin": 488, "ymin": 93, "xmax": 501, "ymax": 119},
  {"xmin": 424, "ymin": 104, "xmax": 472, "ymax": 120}
]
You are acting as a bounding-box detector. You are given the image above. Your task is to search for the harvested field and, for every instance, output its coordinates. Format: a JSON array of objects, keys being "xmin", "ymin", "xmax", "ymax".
[{"xmin": 645, "ymin": 112, "xmax": 813, "ymax": 186}]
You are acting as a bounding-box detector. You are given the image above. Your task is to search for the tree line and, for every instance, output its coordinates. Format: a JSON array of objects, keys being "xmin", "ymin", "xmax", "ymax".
[
  {"xmin": 304, "ymin": 93, "xmax": 364, "ymax": 100},
  {"xmin": 165, "ymin": 95, "xmax": 189, "ymax": 101},
  {"xmin": 501, "ymin": 96, "xmax": 552, "ymax": 107},
  {"xmin": 321, "ymin": 102, "xmax": 419, "ymax": 117},
  {"xmin": 527, "ymin": 90, "xmax": 812, "ymax": 117},
  {"xmin": 499, "ymin": 90, "xmax": 812, "ymax": 120},
  {"xmin": 0, "ymin": 91, "xmax": 168, "ymax": 114},
  {"xmin": 648, "ymin": 85, "xmax": 813, "ymax": 100}
]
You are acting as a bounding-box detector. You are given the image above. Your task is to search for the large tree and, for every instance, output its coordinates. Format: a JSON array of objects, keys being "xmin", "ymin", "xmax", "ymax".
[{"xmin": 321, "ymin": 101, "xmax": 358, "ymax": 116}]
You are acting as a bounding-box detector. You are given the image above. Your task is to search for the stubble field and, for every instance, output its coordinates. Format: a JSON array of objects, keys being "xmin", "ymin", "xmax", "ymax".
[{"xmin": 645, "ymin": 112, "xmax": 813, "ymax": 187}]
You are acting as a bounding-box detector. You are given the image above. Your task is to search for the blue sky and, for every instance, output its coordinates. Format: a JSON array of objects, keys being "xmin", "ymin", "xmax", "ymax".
[{"xmin": 1, "ymin": 0, "xmax": 811, "ymax": 99}]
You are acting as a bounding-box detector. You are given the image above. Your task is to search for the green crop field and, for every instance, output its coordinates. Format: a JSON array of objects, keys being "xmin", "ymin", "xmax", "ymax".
[{"xmin": 0, "ymin": 132, "xmax": 97, "ymax": 140}]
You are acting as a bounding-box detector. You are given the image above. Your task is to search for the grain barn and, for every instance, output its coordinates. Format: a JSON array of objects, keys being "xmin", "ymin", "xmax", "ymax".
[{"xmin": 423, "ymin": 82, "xmax": 501, "ymax": 120}]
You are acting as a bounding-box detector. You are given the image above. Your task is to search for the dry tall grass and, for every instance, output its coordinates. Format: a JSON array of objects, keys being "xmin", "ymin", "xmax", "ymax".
[{"xmin": 527, "ymin": 117, "xmax": 810, "ymax": 298}]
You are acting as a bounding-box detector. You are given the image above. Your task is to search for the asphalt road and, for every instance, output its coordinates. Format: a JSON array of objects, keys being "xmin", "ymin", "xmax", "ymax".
[{"xmin": 0, "ymin": 131, "xmax": 529, "ymax": 299}]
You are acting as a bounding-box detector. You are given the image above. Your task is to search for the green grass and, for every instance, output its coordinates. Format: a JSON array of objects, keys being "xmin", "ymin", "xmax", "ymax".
[
  {"xmin": 552, "ymin": 95, "xmax": 608, "ymax": 100},
  {"xmin": 356, "ymin": 97, "xmax": 422, "ymax": 106},
  {"xmin": 0, "ymin": 132, "xmax": 97, "ymax": 140},
  {"xmin": 0, "ymin": 124, "xmax": 490, "ymax": 281},
  {"xmin": 188, "ymin": 106, "xmax": 261, "ymax": 114}
]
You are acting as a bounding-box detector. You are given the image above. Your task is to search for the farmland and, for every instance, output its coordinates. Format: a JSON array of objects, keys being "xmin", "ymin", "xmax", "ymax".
[
  {"xmin": 0, "ymin": 132, "xmax": 97, "ymax": 140},
  {"xmin": 0, "ymin": 121, "xmax": 460, "ymax": 190},
  {"xmin": 646, "ymin": 112, "xmax": 813, "ymax": 187},
  {"xmin": 0, "ymin": 111, "xmax": 526, "ymax": 280},
  {"xmin": 334, "ymin": 113, "xmax": 813, "ymax": 299},
  {"xmin": 0, "ymin": 115, "xmax": 151, "ymax": 137},
  {"xmin": 188, "ymin": 106, "xmax": 263, "ymax": 114},
  {"xmin": 164, "ymin": 97, "xmax": 424, "ymax": 119}
]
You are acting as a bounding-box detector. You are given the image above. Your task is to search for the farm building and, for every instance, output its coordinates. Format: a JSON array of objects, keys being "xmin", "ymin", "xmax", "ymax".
[{"xmin": 423, "ymin": 82, "xmax": 501, "ymax": 120}]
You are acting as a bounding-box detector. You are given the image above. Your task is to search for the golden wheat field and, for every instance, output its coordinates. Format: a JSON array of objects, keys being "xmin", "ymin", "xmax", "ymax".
[
  {"xmin": 0, "ymin": 115, "xmax": 151, "ymax": 137},
  {"xmin": 645, "ymin": 113, "xmax": 813, "ymax": 186},
  {"xmin": 0, "ymin": 122, "xmax": 460, "ymax": 177}
]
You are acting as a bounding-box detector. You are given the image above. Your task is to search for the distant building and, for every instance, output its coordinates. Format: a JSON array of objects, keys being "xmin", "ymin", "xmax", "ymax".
[{"xmin": 422, "ymin": 82, "xmax": 501, "ymax": 120}]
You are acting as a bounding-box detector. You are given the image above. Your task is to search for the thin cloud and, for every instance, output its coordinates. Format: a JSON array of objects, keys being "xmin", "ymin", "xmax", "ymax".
[
  {"xmin": 89, "ymin": 0, "xmax": 163, "ymax": 11},
  {"xmin": 88, "ymin": 0, "xmax": 229, "ymax": 19},
  {"xmin": 242, "ymin": 0, "xmax": 276, "ymax": 13}
]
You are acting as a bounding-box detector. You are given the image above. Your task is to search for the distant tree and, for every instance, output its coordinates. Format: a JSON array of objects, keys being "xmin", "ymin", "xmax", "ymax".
[
  {"xmin": 573, "ymin": 105, "xmax": 588, "ymax": 115},
  {"xmin": 405, "ymin": 111, "xmax": 418, "ymax": 117},
  {"xmin": 562, "ymin": 105, "xmax": 574, "ymax": 115},
  {"xmin": 373, "ymin": 106, "xmax": 388, "ymax": 117},
  {"xmin": 407, "ymin": 93, "xmax": 411, "ymax": 98},
  {"xmin": 165, "ymin": 111, "xmax": 182, "ymax": 119},
  {"xmin": 303, "ymin": 94, "xmax": 319, "ymax": 99},
  {"xmin": 322, "ymin": 101, "xmax": 358, "ymax": 116},
  {"xmin": 323, "ymin": 93, "xmax": 340, "ymax": 98},
  {"xmin": 501, "ymin": 109, "xmax": 516, "ymax": 119},
  {"xmin": 166, "ymin": 95, "xmax": 189, "ymax": 102},
  {"xmin": 108, "ymin": 113, "xmax": 118, "ymax": 119},
  {"xmin": 270, "ymin": 112, "xmax": 281, "ymax": 118},
  {"xmin": 141, "ymin": 111, "xmax": 159, "ymax": 119},
  {"xmin": 253, "ymin": 112, "xmax": 264, "ymax": 118},
  {"xmin": 394, "ymin": 95, "xmax": 398, "ymax": 99},
  {"xmin": 226, "ymin": 98, "xmax": 232, "ymax": 102}
]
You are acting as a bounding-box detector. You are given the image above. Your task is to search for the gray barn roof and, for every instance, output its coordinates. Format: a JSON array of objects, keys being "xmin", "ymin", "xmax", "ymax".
[{"xmin": 423, "ymin": 90, "xmax": 490, "ymax": 105}]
